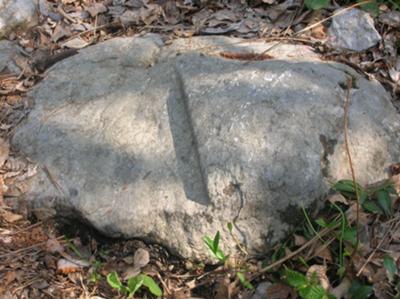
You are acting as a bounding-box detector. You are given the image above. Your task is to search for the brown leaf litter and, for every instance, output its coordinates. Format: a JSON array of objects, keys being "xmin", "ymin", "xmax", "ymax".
[{"xmin": 0, "ymin": 0, "xmax": 400, "ymax": 298}]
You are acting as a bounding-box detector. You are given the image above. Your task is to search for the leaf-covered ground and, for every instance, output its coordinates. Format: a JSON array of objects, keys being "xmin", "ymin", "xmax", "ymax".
[{"xmin": 0, "ymin": 0, "xmax": 400, "ymax": 298}]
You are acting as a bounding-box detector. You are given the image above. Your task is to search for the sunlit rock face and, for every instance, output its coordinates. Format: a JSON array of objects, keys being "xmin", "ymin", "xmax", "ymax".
[{"xmin": 13, "ymin": 35, "xmax": 400, "ymax": 259}]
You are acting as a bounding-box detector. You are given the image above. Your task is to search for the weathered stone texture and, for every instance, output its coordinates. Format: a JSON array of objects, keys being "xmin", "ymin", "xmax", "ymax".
[
  {"xmin": 328, "ymin": 8, "xmax": 381, "ymax": 52},
  {"xmin": 13, "ymin": 35, "xmax": 400, "ymax": 259},
  {"xmin": 0, "ymin": 0, "xmax": 38, "ymax": 37}
]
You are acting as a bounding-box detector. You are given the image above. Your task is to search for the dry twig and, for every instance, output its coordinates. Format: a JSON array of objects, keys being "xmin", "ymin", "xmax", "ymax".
[
  {"xmin": 343, "ymin": 78, "xmax": 361, "ymax": 258},
  {"xmin": 250, "ymin": 222, "xmax": 340, "ymax": 281},
  {"xmin": 357, "ymin": 216, "xmax": 400, "ymax": 276},
  {"xmin": 249, "ymin": 0, "xmax": 374, "ymax": 62}
]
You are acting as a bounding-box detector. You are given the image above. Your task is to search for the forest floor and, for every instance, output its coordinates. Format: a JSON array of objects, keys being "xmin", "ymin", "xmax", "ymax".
[{"xmin": 0, "ymin": 0, "xmax": 400, "ymax": 298}]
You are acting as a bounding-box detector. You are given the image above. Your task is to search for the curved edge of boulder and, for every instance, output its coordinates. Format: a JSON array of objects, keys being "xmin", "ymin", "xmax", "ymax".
[{"xmin": 11, "ymin": 35, "xmax": 400, "ymax": 260}]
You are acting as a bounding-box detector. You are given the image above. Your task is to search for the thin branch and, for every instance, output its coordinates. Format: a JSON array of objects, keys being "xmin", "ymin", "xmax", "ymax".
[
  {"xmin": 249, "ymin": 0, "xmax": 373, "ymax": 61},
  {"xmin": 356, "ymin": 218, "xmax": 400, "ymax": 276},
  {"xmin": 296, "ymin": 0, "xmax": 373, "ymax": 36},
  {"xmin": 0, "ymin": 236, "xmax": 65, "ymax": 259},
  {"xmin": 250, "ymin": 222, "xmax": 339, "ymax": 281},
  {"xmin": 343, "ymin": 78, "xmax": 361, "ymax": 258}
]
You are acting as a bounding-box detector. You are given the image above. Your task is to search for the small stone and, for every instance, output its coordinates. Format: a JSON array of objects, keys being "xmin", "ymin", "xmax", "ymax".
[
  {"xmin": 0, "ymin": 0, "xmax": 38, "ymax": 37},
  {"xmin": 328, "ymin": 8, "xmax": 381, "ymax": 52},
  {"xmin": 252, "ymin": 281, "xmax": 272, "ymax": 299},
  {"xmin": 48, "ymin": 12, "xmax": 63, "ymax": 22}
]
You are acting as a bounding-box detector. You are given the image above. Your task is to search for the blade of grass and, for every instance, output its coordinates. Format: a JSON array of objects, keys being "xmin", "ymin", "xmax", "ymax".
[{"xmin": 302, "ymin": 204, "xmax": 325, "ymax": 243}]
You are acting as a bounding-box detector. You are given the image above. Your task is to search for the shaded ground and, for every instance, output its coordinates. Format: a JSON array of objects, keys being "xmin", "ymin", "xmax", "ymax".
[{"xmin": 0, "ymin": 0, "xmax": 400, "ymax": 298}]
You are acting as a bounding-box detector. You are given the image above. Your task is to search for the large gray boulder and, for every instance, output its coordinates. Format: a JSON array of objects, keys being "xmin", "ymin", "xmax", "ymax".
[
  {"xmin": 12, "ymin": 35, "xmax": 400, "ymax": 259},
  {"xmin": 0, "ymin": 0, "xmax": 38, "ymax": 37}
]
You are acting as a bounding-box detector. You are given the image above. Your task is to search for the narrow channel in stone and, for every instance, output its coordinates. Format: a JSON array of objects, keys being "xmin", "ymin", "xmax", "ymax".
[{"xmin": 167, "ymin": 67, "xmax": 210, "ymax": 205}]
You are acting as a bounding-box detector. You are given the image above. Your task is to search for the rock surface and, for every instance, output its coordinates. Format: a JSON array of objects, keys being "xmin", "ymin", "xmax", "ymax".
[
  {"xmin": 13, "ymin": 35, "xmax": 400, "ymax": 259},
  {"xmin": 0, "ymin": 40, "xmax": 23, "ymax": 74},
  {"xmin": 328, "ymin": 8, "xmax": 381, "ymax": 52},
  {"xmin": 0, "ymin": 0, "xmax": 38, "ymax": 37}
]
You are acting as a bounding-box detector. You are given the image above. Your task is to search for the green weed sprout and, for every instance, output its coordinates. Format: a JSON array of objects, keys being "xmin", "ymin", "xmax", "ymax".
[
  {"xmin": 106, "ymin": 271, "xmax": 162, "ymax": 298},
  {"xmin": 203, "ymin": 231, "xmax": 228, "ymax": 263}
]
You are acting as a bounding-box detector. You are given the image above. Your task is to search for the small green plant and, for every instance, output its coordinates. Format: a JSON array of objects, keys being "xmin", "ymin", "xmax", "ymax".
[
  {"xmin": 106, "ymin": 271, "xmax": 162, "ymax": 298},
  {"xmin": 305, "ymin": 0, "xmax": 330, "ymax": 10},
  {"xmin": 304, "ymin": 0, "xmax": 399, "ymax": 15},
  {"xmin": 383, "ymin": 255, "xmax": 398, "ymax": 282},
  {"xmin": 237, "ymin": 272, "xmax": 254, "ymax": 290},
  {"xmin": 310, "ymin": 202, "xmax": 350, "ymax": 278},
  {"xmin": 283, "ymin": 267, "xmax": 335, "ymax": 299},
  {"xmin": 348, "ymin": 280, "xmax": 374, "ymax": 299},
  {"xmin": 227, "ymin": 222, "xmax": 248, "ymax": 256},
  {"xmin": 203, "ymin": 229, "xmax": 255, "ymax": 291},
  {"xmin": 333, "ymin": 179, "xmax": 397, "ymax": 216},
  {"xmin": 203, "ymin": 231, "xmax": 228, "ymax": 263},
  {"xmin": 89, "ymin": 260, "xmax": 102, "ymax": 283}
]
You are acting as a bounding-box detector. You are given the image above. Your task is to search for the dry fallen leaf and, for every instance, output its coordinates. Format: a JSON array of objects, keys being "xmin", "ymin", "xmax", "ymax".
[
  {"xmin": 211, "ymin": 9, "xmax": 238, "ymax": 22},
  {"xmin": 346, "ymin": 202, "xmax": 370, "ymax": 226},
  {"xmin": 52, "ymin": 22, "xmax": 71, "ymax": 42},
  {"xmin": 125, "ymin": 0, "xmax": 144, "ymax": 8},
  {"xmin": 294, "ymin": 234, "xmax": 307, "ymax": 246},
  {"xmin": 352, "ymin": 253, "xmax": 375, "ymax": 282},
  {"xmin": 170, "ymin": 289, "xmax": 192, "ymax": 299},
  {"xmin": 0, "ymin": 137, "xmax": 10, "ymax": 168},
  {"xmin": 306, "ymin": 265, "xmax": 330, "ymax": 290},
  {"xmin": 61, "ymin": 37, "xmax": 90, "ymax": 49},
  {"xmin": 162, "ymin": 0, "xmax": 181, "ymax": 24},
  {"xmin": 379, "ymin": 11, "xmax": 400, "ymax": 28},
  {"xmin": 310, "ymin": 24, "xmax": 326, "ymax": 40},
  {"xmin": 331, "ymin": 277, "xmax": 351, "ymax": 298},
  {"xmin": 123, "ymin": 266, "xmax": 141, "ymax": 280},
  {"xmin": 86, "ymin": 3, "xmax": 108, "ymax": 18},
  {"xmin": 133, "ymin": 247, "xmax": 150, "ymax": 269},
  {"xmin": 119, "ymin": 10, "xmax": 141, "ymax": 25},
  {"xmin": 327, "ymin": 193, "xmax": 348, "ymax": 205},
  {"xmin": 123, "ymin": 247, "xmax": 151, "ymax": 279},
  {"xmin": 266, "ymin": 283, "xmax": 295, "ymax": 299},
  {"xmin": 44, "ymin": 254, "xmax": 57, "ymax": 269},
  {"xmin": 57, "ymin": 258, "xmax": 82, "ymax": 274},
  {"xmin": 46, "ymin": 237, "xmax": 64, "ymax": 254},
  {"xmin": 1, "ymin": 209, "xmax": 23, "ymax": 223},
  {"xmin": 191, "ymin": 8, "xmax": 212, "ymax": 28},
  {"xmin": 389, "ymin": 68, "xmax": 400, "ymax": 83},
  {"xmin": 2, "ymin": 271, "xmax": 17, "ymax": 286},
  {"xmin": 0, "ymin": 176, "xmax": 4, "ymax": 205},
  {"xmin": 372, "ymin": 268, "xmax": 392, "ymax": 299},
  {"xmin": 214, "ymin": 276, "xmax": 233, "ymax": 299},
  {"xmin": 313, "ymin": 241, "xmax": 333, "ymax": 262}
]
